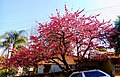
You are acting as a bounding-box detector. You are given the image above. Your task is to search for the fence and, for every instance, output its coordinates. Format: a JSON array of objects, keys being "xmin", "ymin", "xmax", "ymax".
[{"xmin": 17, "ymin": 72, "xmax": 66, "ymax": 77}]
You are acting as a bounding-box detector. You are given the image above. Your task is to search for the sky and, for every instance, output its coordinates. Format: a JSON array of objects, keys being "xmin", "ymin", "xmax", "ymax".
[{"xmin": 0, "ymin": 0, "xmax": 120, "ymax": 36}]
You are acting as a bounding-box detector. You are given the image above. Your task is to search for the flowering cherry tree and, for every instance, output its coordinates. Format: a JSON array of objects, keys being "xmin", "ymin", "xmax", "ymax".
[{"xmin": 5, "ymin": 5, "xmax": 115, "ymax": 75}]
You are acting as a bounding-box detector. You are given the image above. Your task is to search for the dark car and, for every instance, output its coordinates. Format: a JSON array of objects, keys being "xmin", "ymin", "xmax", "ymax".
[{"xmin": 69, "ymin": 69, "xmax": 110, "ymax": 77}]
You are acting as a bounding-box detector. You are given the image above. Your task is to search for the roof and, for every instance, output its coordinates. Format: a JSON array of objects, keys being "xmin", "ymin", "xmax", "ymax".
[{"xmin": 38, "ymin": 55, "xmax": 76, "ymax": 65}]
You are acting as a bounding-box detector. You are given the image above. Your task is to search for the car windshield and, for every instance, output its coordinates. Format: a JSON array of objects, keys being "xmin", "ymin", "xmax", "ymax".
[
  {"xmin": 84, "ymin": 71, "xmax": 106, "ymax": 77},
  {"xmin": 71, "ymin": 73, "xmax": 82, "ymax": 77}
]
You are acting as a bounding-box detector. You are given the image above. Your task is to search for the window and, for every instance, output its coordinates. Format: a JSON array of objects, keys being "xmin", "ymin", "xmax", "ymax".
[
  {"xmin": 71, "ymin": 73, "xmax": 82, "ymax": 77},
  {"xmin": 84, "ymin": 71, "xmax": 106, "ymax": 77}
]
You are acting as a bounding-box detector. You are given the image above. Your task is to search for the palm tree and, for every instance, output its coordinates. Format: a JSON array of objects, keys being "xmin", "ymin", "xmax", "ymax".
[{"xmin": 0, "ymin": 30, "xmax": 28, "ymax": 56}]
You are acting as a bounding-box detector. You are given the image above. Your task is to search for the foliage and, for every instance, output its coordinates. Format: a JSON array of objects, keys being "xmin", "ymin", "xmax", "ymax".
[
  {"xmin": 0, "ymin": 30, "xmax": 28, "ymax": 56},
  {"xmin": 0, "ymin": 71, "xmax": 7, "ymax": 77},
  {"xmin": 111, "ymin": 16, "xmax": 120, "ymax": 55},
  {"xmin": 115, "ymin": 16, "xmax": 120, "ymax": 31},
  {"xmin": 5, "ymin": 5, "xmax": 115, "ymax": 76},
  {"xmin": 0, "ymin": 67, "xmax": 17, "ymax": 77},
  {"xmin": 5, "ymin": 47, "xmax": 41, "ymax": 68},
  {"xmin": 0, "ymin": 30, "xmax": 28, "ymax": 76}
]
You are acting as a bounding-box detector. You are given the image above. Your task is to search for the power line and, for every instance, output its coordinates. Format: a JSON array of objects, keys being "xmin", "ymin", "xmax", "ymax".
[
  {"xmin": 0, "ymin": 19, "xmax": 39, "ymax": 25},
  {"xmin": 86, "ymin": 4, "xmax": 120, "ymax": 12},
  {"xmin": 0, "ymin": 4, "xmax": 120, "ymax": 25}
]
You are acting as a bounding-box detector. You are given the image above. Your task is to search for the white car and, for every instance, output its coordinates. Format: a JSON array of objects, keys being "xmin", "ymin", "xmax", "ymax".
[{"xmin": 69, "ymin": 69, "xmax": 110, "ymax": 77}]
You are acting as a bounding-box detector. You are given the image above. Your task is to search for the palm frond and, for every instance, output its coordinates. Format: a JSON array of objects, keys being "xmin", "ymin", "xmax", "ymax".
[
  {"xmin": 18, "ymin": 30, "xmax": 28, "ymax": 37},
  {"xmin": 1, "ymin": 47, "xmax": 8, "ymax": 56},
  {"xmin": 4, "ymin": 32, "xmax": 14, "ymax": 43},
  {"xmin": 0, "ymin": 30, "xmax": 28, "ymax": 56},
  {"xmin": 15, "ymin": 36, "xmax": 28, "ymax": 44},
  {"xmin": 0, "ymin": 41, "xmax": 3, "ymax": 45}
]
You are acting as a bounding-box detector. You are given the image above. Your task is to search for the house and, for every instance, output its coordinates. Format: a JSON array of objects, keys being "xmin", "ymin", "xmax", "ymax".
[
  {"xmin": 37, "ymin": 53, "xmax": 114, "ymax": 76},
  {"xmin": 37, "ymin": 55, "xmax": 76, "ymax": 73}
]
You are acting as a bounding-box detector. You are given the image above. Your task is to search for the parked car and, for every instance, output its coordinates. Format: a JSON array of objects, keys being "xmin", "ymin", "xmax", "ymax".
[{"xmin": 69, "ymin": 69, "xmax": 110, "ymax": 77}]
